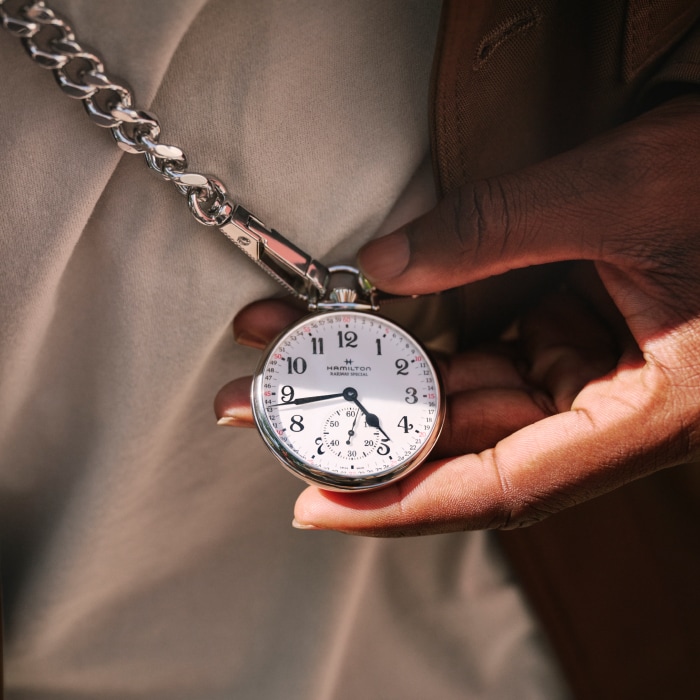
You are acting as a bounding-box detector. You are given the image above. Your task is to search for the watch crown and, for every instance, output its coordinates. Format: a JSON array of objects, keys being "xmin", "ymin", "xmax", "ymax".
[{"xmin": 328, "ymin": 287, "xmax": 358, "ymax": 303}]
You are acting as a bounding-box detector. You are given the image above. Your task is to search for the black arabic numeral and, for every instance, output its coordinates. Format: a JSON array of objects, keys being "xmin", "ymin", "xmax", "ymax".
[
  {"xmin": 314, "ymin": 437, "xmax": 325, "ymax": 455},
  {"xmin": 286, "ymin": 357, "xmax": 307, "ymax": 374},
  {"xmin": 290, "ymin": 415, "xmax": 305, "ymax": 432},
  {"xmin": 395, "ymin": 358, "xmax": 409, "ymax": 375},
  {"xmin": 405, "ymin": 387, "xmax": 418, "ymax": 404},
  {"xmin": 280, "ymin": 385, "xmax": 295, "ymax": 403},
  {"xmin": 311, "ymin": 337, "xmax": 324, "ymax": 355},
  {"xmin": 337, "ymin": 330, "xmax": 358, "ymax": 348},
  {"xmin": 398, "ymin": 416, "xmax": 413, "ymax": 433}
]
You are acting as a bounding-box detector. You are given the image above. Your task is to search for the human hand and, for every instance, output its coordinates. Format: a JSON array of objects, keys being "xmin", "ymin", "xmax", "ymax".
[
  {"xmin": 217, "ymin": 96, "xmax": 700, "ymax": 535},
  {"xmin": 216, "ymin": 271, "xmax": 620, "ymax": 533},
  {"xmin": 291, "ymin": 94, "xmax": 697, "ymax": 535}
]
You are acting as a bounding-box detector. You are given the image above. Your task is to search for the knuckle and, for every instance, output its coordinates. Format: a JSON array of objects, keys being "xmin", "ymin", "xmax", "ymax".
[
  {"xmin": 433, "ymin": 186, "xmax": 472, "ymax": 262},
  {"xmin": 481, "ymin": 444, "xmax": 578, "ymax": 530},
  {"xmin": 469, "ymin": 178, "xmax": 518, "ymax": 258},
  {"xmin": 479, "ymin": 447, "xmax": 537, "ymax": 529},
  {"xmin": 437, "ymin": 176, "xmax": 523, "ymax": 265}
]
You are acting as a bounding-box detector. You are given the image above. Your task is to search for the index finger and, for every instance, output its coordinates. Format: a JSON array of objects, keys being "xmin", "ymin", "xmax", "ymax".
[{"xmin": 234, "ymin": 298, "xmax": 305, "ymax": 349}]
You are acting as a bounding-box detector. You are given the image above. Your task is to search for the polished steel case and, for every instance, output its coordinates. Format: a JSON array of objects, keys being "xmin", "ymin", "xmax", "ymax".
[{"xmin": 251, "ymin": 310, "xmax": 445, "ymax": 491}]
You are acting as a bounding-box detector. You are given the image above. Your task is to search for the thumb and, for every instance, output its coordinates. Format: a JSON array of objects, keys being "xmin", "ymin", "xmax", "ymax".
[{"xmin": 358, "ymin": 100, "xmax": 692, "ymax": 296}]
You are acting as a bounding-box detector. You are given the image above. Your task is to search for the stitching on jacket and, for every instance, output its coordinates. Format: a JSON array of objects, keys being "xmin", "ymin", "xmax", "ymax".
[
  {"xmin": 473, "ymin": 8, "xmax": 541, "ymax": 70},
  {"xmin": 625, "ymin": 0, "xmax": 700, "ymax": 81},
  {"xmin": 455, "ymin": 59, "xmax": 466, "ymax": 184}
]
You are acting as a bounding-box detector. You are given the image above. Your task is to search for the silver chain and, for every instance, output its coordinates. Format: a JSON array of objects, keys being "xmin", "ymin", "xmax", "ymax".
[{"xmin": 0, "ymin": 0, "xmax": 353, "ymax": 304}]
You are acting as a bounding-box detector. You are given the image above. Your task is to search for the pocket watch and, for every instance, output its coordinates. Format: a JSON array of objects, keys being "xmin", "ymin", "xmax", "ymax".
[
  {"xmin": 219, "ymin": 206, "xmax": 447, "ymax": 492},
  {"xmin": 251, "ymin": 286, "xmax": 445, "ymax": 491}
]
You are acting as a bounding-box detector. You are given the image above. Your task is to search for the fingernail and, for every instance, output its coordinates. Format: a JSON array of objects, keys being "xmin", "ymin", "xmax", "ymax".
[
  {"xmin": 217, "ymin": 412, "xmax": 255, "ymax": 428},
  {"xmin": 233, "ymin": 329, "xmax": 268, "ymax": 349},
  {"xmin": 358, "ymin": 231, "xmax": 410, "ymax": 282},
  {"xmin": 292, "ymin": 518, "xmax": 322, "ymax": 531}
]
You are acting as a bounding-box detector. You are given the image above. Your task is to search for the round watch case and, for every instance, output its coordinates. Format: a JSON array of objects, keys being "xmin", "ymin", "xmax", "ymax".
[{"xmin": 251, "ymin": 309, "xmax": 445, "ymax": 491}]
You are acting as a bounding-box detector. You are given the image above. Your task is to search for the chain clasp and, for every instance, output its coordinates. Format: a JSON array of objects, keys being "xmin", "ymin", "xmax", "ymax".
[{"xmin": 218, "ymin": 202, "xmax": 330, "ymax": 301}]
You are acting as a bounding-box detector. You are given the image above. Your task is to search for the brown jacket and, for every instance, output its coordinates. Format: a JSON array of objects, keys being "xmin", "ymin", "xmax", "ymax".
[{"xmin": 431, "ymin": 1, "xmax": 700, "ymax": 697}]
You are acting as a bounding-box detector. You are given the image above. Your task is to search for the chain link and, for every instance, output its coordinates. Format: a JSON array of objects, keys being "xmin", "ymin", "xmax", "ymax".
[
  {"xmin": 1, "ymin": 0, "xmax": 227, "ymax": 221},
  {"xmin": 1, "ymin": 0, "xmax": 225, "ymax": 209},
  {"xmin": 0, "ymin": 1, "xmax": 364, "ymax": 303}
]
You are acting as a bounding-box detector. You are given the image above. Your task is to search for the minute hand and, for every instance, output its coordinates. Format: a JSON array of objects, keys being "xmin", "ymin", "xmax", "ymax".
[{"xmin": 274, "ymin": 392, "xmax": 344, "ymax": 406}]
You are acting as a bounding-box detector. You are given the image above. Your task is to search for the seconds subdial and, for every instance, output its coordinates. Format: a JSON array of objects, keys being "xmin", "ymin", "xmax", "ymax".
[{"xmin": 322, "ymin": 406, "xmax": 381, "ymax": 460}]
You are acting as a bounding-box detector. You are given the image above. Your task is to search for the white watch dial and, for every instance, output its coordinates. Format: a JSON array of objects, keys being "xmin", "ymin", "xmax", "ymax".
[{"xmin": 252, "ymin": 310, "xmax": 444, "ymax": 490}]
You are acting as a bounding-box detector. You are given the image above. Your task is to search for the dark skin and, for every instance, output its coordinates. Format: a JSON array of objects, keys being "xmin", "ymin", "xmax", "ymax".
[{"xmin": 216, "ymin": 95, "xmax": 700, "ymax": 536}]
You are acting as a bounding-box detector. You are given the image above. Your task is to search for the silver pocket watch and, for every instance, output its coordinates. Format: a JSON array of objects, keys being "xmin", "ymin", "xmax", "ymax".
[{"xmin": 250, "ymin": 269, "xmax": 445, "ymax": 491}]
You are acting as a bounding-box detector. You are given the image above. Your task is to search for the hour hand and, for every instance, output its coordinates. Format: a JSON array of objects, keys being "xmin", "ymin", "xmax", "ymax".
[
  {"xmin": 274, "ymin": 391, "xmax": 344, "ymax": 407},
  {"xmin": 357, "ymin": 405, "xmax": 391, "ymax": 442}
]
